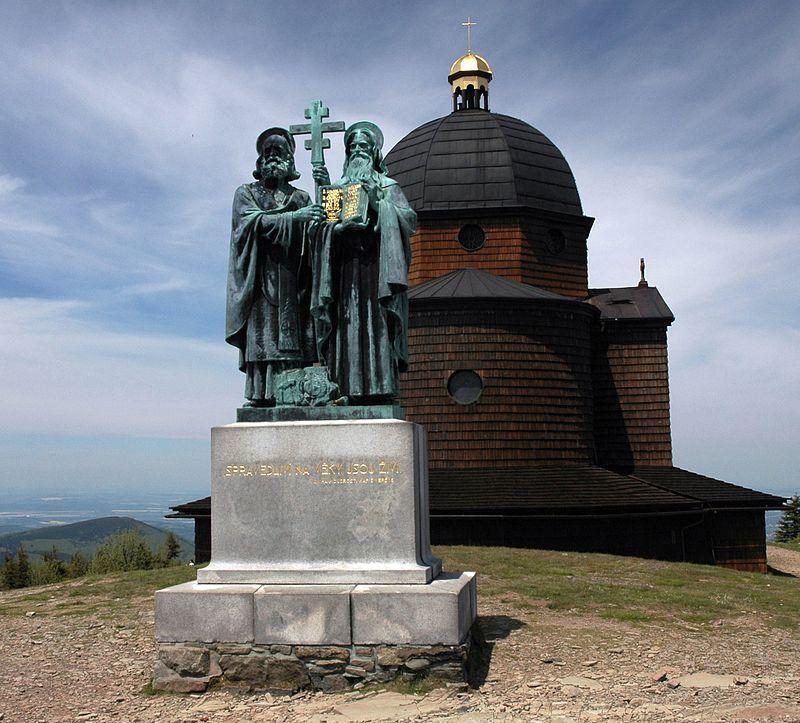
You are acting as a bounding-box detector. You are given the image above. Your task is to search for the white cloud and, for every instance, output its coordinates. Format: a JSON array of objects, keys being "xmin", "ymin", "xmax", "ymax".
[
  {"xmin": 0, "ymin": 174, "xmax": 25, "ymax": 197},
  {"xmin": 0, "ymin": 297, "xmax": 237, "ymax": 439}
]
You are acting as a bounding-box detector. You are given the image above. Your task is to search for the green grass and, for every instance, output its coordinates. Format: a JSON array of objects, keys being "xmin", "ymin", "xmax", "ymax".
[
  {"xmin": 0, "ymin": 565, "xmax": 198, "ymax": 618},
  {"xmin": 435, "ymin": 545, "xmax": 800, "ymax": 630},
  {"xmin": 2, "ymin": 546, "xmax": 799, "ymax": 632}
]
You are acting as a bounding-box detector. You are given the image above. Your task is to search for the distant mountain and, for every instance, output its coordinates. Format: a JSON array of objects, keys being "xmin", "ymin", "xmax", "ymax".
[
  {"xmin": 0, "ymin": 521, "xmax": 37, "ymax": 536},
  {"xmin": 0, "ymin": 517, "xmax": 193, "ymax": 562}
]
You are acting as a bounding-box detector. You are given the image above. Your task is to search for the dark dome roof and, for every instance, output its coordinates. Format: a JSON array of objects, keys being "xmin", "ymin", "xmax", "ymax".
[{"xmin": 385, "ymin": 109, "xmax": 582, "ymax": 215}]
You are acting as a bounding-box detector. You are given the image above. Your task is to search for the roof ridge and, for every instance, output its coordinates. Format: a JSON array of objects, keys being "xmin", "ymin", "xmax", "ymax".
[{"xmin": 417, "ymin": 114, "xmax": 449, "ymax": 209}]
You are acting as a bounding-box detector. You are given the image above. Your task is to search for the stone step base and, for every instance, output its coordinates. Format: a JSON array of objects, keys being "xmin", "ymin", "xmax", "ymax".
[
  {"xmin": 156, "ymin": 571, "xmax": 476, "ymax": 647},
  {"xmin": 153, "ymin": 634, "xmax": 483, "ymax": 694}
]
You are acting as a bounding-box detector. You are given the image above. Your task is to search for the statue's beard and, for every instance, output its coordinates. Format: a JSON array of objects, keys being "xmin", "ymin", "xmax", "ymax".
[
  {"xmin": 344, "ymin": 154, "xmax": 374, "ymax": 183},
  {"xmin": 261, "ymin": 157, "xmax": 290, "ymax": 182}
]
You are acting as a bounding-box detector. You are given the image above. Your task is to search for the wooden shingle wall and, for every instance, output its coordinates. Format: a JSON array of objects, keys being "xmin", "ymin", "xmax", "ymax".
[
  {"xmin": 408, "ymin": 214, "xmax": 590, "ymax": 298},
  {"xmin": 592, "ymin": 321, "xmax": 673, "ymax": 469},
  {"xmin": 409, "ymin": 216, "xmax": 525, "ymax": 287},
  {"xmin": 519, "ymin": 217, "xmax": 588, "ymax": 298},
  {"xmin": 401, "ymin": 301, "xmax": 596, "ymax": 468}
]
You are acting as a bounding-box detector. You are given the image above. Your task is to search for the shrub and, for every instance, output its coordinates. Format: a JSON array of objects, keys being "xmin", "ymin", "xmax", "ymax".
[{"xmin": 90, "ymin": 530, "xmax": 154, "ymax": 574}]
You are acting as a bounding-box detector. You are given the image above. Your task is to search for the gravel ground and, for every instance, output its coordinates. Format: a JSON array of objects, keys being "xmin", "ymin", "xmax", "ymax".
[{"xmin": 1, "ymin": 547, "xmax": 798, "ymax": 722}]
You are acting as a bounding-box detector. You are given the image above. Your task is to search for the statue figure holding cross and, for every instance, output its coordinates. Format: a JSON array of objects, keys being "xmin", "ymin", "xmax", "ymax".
[
  {"xmin": 304, "ymin": 116, "xmax": 417, "ymax": 404},
  {"xmin": 225, "ymin": 127, "xmax": 326, "ymax": 407}
]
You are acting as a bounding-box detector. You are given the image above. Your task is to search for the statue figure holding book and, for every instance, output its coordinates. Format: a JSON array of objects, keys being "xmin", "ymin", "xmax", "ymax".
[
  {"xmin": 310, "ymin": 122, "xmax": 417, "ymax": 403},
  {"xmin": 225, "ymin": 128, "xmax": 326, "ymax": 407}
]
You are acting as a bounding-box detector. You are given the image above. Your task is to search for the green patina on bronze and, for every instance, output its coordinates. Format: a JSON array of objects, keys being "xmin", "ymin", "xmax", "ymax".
[{"xmin": 227, "ymin": 103, "xmax": 416, "ymax": 413}]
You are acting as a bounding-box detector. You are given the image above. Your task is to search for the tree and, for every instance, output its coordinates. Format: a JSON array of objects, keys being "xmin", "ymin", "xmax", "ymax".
[
  {"xmin": 66, "ymin": 552, "xmax": 90, "ymax": 578},
  {"xmin": 15, "ymin": 546, "xmax": 32, "ymax": 588},
  {"xmin": 158, "ymin": 532, "xmax": 181, "ymax": 566},
  {"xmin": 91, "ymin": 530, "xmax": 154, "ymax": 574},
  {"xmin": 32, "ymin": 546, "xmax": 68, "ymax": 585},
  {"xmin": 0, "ymin": 553, "xmax": 16, "ymax": 590},
  {"xmin": 775, "ymin": 495, "xmax": 800, "ymax": 543}
]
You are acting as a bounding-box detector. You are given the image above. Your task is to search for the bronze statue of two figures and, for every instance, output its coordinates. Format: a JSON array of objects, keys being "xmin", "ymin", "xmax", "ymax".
[{"xmin": 225, "ymin": 110, "xmax": 416, "ymax": 409}]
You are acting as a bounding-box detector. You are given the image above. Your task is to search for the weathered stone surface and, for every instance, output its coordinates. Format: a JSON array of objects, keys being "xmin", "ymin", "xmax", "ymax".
[
  {"xmin": 269, "ymin": 645, "xmax": 292, "ymax": 655},
  {"xmin": 558, "ymin": 675, "xmax": 604, "ymax": 690},
  {"xmin": 254, "ymin": 585, "xmax": 352, "ymax": 645},
  {"xmin": 154, "ymin": 638, "xmax": 471, "ymax": 692},
  {"xmin": 350, "ymin": 657, "xmax": 375, "ymax": 672},
  {"xmin": 427, "ymin": 663, "xmax": 464, "ymax": 681},
  {"xmin": 319, "ymin": 674, "xmax": 351, "ymax": 692},
  {"xmin": 155, "ymin": 582, "xmax": 258, "ymax": 643},
  {"xmin": 351, "ymin": 572, "xmax": 477, "ymax": 645},
  {"xmin": 673, "ymin": 672, "xmax": 738, "ymax": 689},
  {"xmin": 294, "ymin": 645, "xmax": 350, "ymax": 661},
  {"xmin": 197, "ymin": 420, "xmax": 442, "ymax": 584},
  {"xmin": 264, "ymin": 658, "xmax": 309, "ymax": 693},
  {"xmin": 219, "ymin": 654, "xmax": 267, "ymax": 685},
  {"xmin": 152, "ymin": 661, "xmax": 208, "ymax": 693},
  {"xmin": 307, "ymin": 659, "xmax": 347, "ymax": 675},
  {"xmin": 215, "ymin": 644, "xmax": 252, "ymax": 655},
  {"xmin": 159, "ymin": 645, "xmax": 209, "ymax": 676},
  {"xmin": 375, "ymin": 644, "xmax": 456, "ymax": 666}
]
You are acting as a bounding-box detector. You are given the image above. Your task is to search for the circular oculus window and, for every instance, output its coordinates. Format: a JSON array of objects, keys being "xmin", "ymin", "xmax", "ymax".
[
  {"xmin": 457, "ymin": 224, "xmax": 486, "ymax": 252},
  {"xmin": 447, "ymin": 369, "xmax": 484, "ymax": 405}
]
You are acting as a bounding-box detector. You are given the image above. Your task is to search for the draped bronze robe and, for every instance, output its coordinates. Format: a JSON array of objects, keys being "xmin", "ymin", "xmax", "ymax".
[
  {"xmin": 226, "ymin": 182, "xmax": 315, "ymax": 403},
  {"xmin": 310, "ymin": 175, "xmax": 416, "ymax": 402}
]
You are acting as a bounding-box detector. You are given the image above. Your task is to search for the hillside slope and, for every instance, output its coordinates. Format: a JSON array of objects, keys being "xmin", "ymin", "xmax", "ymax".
[{"xmin": 0, "ymin": 516, "xmax": 193, "ymax": 561}]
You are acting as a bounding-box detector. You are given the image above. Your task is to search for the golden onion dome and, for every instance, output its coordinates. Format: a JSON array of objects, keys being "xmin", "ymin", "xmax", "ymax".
[{"xmin": 448, "ymin": 53, "xmax": 493, "ymax": 80}]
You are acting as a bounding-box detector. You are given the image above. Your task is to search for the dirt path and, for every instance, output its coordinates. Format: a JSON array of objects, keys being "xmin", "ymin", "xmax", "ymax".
[
  {"xmin": 768, "ymin": 544, "xmax": 800, "ymax": 578},
  {"xmin": 1, "ymin": 575, "xmax": 799, "ymax": 722}
]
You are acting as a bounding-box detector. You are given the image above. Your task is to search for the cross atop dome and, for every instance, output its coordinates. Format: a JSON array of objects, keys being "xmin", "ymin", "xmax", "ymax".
[{"xmin": 449, "ymin": 17, "xmax": 492, "ymax": 112}]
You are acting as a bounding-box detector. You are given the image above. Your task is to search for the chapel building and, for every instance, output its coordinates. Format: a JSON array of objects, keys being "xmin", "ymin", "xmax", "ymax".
[
  {"xmin": 169, "ymin": 51, "xmax": 784, "ymax": 572},
  {"xmin": 381, "ymin": 51, "xmax": 784, "ymax": 572}
]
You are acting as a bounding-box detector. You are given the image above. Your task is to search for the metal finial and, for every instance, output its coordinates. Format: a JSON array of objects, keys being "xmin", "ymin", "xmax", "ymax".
[
  {"xmin": 638, "ymin": 257, "xmax": 648, "ymax": 287},
  {"xmin": 462, "ymin": 16, "xmax": 477, "ymax": 53}
]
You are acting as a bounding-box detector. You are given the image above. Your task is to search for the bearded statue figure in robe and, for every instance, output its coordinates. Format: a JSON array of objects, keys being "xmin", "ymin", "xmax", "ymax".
[
  {"xmin": 226, "ymin": 128, "xmax": 326, "ymax": 406},
  {"xmin": 311, "ymin": 122, "xmax": 417, "ymax": 404}
]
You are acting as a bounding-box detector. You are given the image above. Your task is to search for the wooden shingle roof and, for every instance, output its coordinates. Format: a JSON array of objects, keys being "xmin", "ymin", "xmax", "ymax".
[
  {"xmin": 428, "ymin": 466, "xmax": 698, "ymax": 514},
  {"xmin": 587, "ymin": 286, "xmax": 674, "ymax": 322},
  {"xmin": 629, "ymin": 467, "xmax": 785, "ymax": 508},
  {"xmin": 385, "ymin": 110, "xmax": 583, "ymax": 216},
  {"xmin": 408, "ymin": 268, "xmax": 573, "ymax": 302}
]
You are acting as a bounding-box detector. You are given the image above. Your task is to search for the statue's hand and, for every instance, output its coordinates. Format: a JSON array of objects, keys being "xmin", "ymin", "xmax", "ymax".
[
  {"xmin": 294, "ymin": 204, "xmax": 326, "ymax": 224},
  {"xmin": 312, "ymin": 165, "xmax": 331, "ymax": 187},
  {"xmin": 362, "ymin": 178, "xmax": 382, "ymax": 210},
  {"xmin": 339, "ymin": 217, "xmax": 369, "ymax": 233}
]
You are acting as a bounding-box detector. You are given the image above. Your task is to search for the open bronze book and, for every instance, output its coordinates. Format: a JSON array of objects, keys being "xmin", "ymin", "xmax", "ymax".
[{"xmin": 320, "ymin": 183, "xmax": 369, "ymax": 225}]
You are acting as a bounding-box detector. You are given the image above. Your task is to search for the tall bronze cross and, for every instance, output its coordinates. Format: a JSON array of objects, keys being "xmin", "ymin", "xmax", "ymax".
[
  {"xmin": 289, "ymin": 100, "xmax": 345, "ymax": 201},
  {"xmin": 462, "ymin": 16, "xmax": 477, "ymax": 53}
]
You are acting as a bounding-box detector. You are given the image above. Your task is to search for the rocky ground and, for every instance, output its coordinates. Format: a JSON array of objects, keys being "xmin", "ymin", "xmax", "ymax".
[{"xmin": 0, "ymin": 547, "xmax": 798, "ymax": 722}]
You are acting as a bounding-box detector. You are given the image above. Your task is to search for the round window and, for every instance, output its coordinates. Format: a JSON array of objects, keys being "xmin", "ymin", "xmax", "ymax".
[
  {"xmin": 457, "ymin": 224, "xmax": 486, "ymax": 252},
  {"xmin": 447, "ymin": 369, "xmax": 484, "ymax": 405},
  {"xmin": 546, "ymin": 228, "xmax": 566, "ymax": 255}
]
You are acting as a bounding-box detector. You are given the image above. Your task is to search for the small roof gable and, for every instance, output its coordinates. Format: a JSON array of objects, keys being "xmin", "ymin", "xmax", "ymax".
[
  {"xmin": 629, "ymin": 467, "xmax": 786, "ymax": 509},
  {"xmin": 166, "ymin": 496, "xmax": 211, "ymax": 518},
  {"xmin": 409, "ymin": 268, "xmax": 573, "ymax": 302},
  {"xmin": 587, "ymin": 286, "xmax": 674, "ymax": 322}
]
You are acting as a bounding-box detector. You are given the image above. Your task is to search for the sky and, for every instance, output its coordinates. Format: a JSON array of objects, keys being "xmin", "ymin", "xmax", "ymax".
[{"xmin": 0, "ymin": 0, "xmax": 798, "ymax": 499}]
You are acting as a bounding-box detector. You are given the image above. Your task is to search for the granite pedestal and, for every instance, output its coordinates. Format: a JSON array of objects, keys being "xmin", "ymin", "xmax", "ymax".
[{"xmin": 155, "ymin": 418, "xmax": 477, "ymax": 692}]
